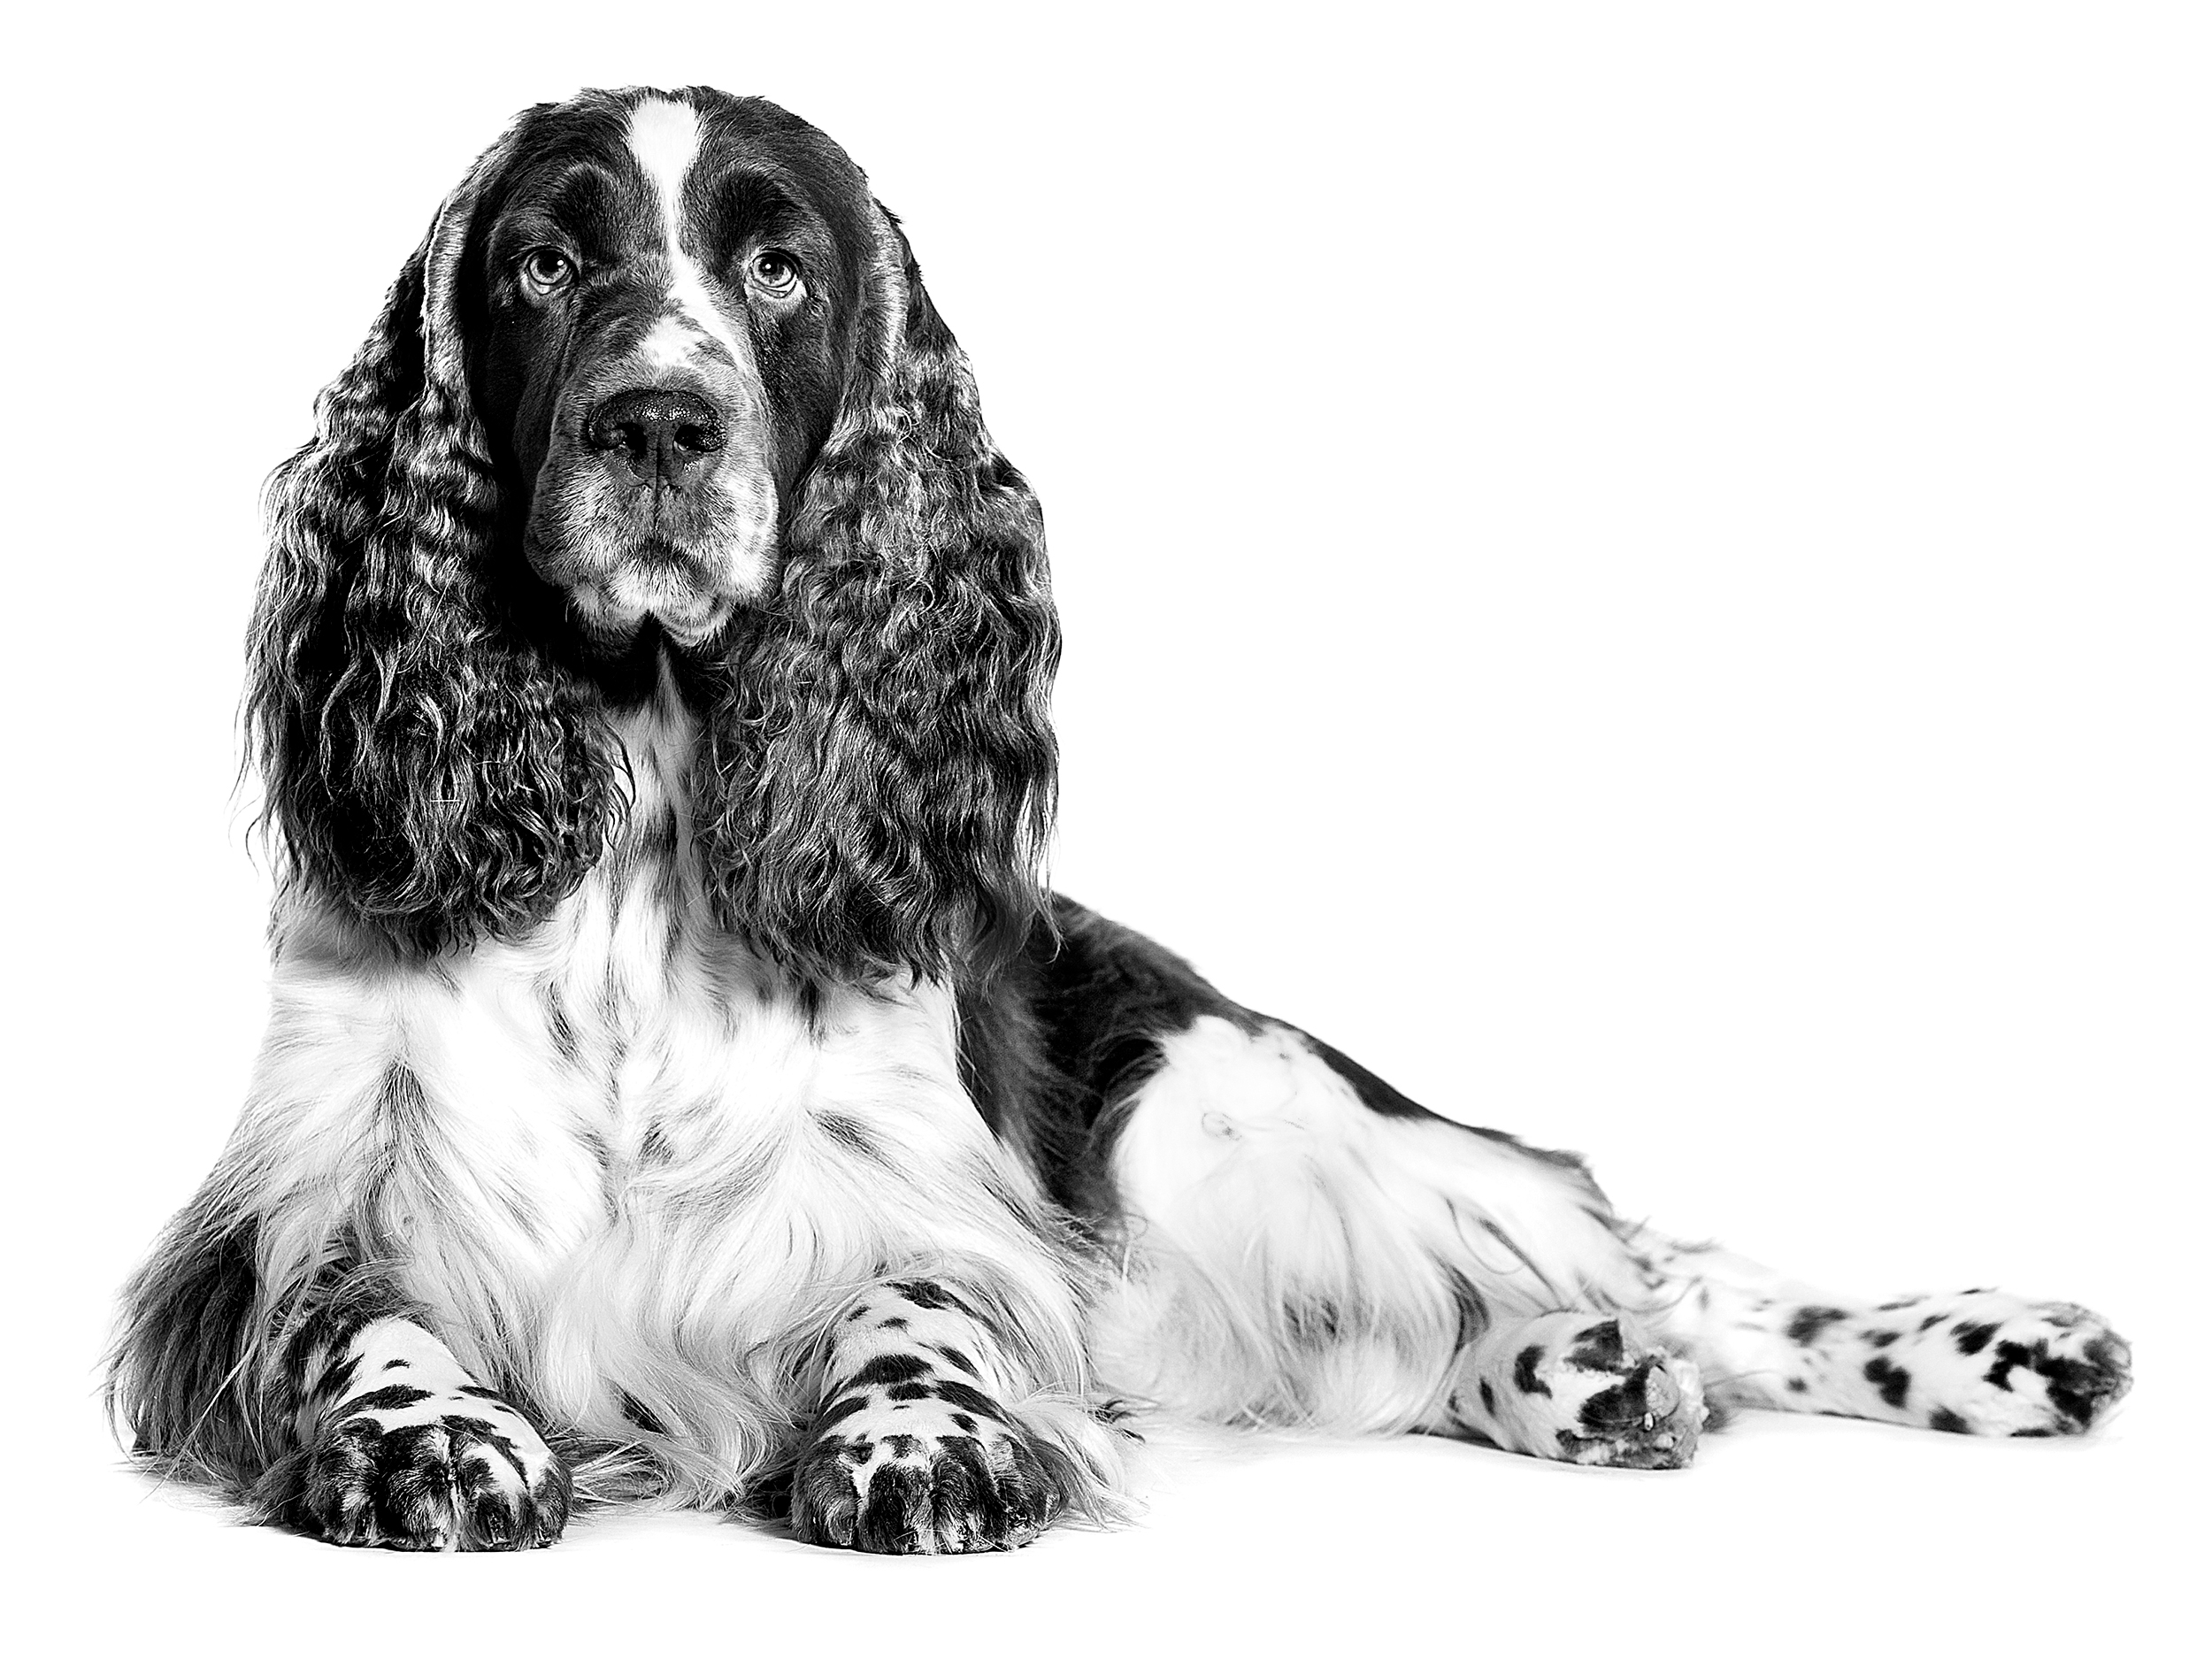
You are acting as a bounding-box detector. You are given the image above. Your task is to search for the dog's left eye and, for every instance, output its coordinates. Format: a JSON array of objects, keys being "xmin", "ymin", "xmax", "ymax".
[
  {"xmin": 748, "ymin": 250, "xmax": 803, "ymax": 298},
  {"xmin": 518, "ymin": 248, "xmax": 575, "ymax": 296}
]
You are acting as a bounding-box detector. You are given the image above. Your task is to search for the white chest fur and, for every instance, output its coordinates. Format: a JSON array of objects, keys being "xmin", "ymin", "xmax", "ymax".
[{"xmin": 228, "ymin": 682, "xmax": 1071, "ymax": 1480}]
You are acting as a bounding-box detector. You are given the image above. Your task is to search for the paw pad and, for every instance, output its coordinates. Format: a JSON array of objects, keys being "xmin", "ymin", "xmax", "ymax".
[{"xmin": 1472, "ymin": 1313, "xmax": 1708, "ymax": 1470}]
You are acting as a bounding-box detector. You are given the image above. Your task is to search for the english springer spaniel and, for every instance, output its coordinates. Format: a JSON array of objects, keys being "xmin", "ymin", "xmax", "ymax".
[{"xmin": 109, "ymin": 85, "xmax": 2131, "ymax": 1555}]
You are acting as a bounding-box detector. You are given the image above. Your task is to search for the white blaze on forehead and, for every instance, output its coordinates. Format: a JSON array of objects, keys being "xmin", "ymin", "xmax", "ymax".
[
  {"xmin": 625, "ymin": 96, "xmax": 749, "ymax": 369},
  {"xmin": 626, "ymin": 95, "xmax": 701, "ymax": 211}
]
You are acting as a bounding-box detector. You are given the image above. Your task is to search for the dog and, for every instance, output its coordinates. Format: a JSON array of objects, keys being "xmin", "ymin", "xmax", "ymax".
[{"xmin": 109, "ymin": 85, "xmax": 2132, "ymax": 1554}]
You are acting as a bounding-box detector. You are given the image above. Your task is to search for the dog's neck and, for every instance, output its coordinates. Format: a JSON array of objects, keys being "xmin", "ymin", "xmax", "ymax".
[{"xmin": 602, "ymin": 654, "xmax": 702, "ymax": 864}]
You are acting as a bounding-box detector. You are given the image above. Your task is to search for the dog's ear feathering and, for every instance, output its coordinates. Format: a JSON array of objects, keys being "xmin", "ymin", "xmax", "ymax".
[
  {"xmin": 250, "ymin": 139, "xmax": 1056, "ymax": 984},
  {"xmin": 696, "ymin": 211, "xmax": 1062, "ymax": 986},
  {"xmin": 248, "ymin": 139, "xmax": 622, "ymax": 954}
]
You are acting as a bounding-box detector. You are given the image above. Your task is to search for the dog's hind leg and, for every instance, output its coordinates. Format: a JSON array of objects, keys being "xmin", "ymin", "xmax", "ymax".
[
  {"xmin": 1435, "ymin": 1309, "xmax": 1707, "ymax": 1467},
  {"xmin": 1617, "ymin": 1231, "xmax": 2132, "ymax": 1438},
  {"xmin": 1087, "ymin": 1010, "xmax": 1709, "ymax": 1461},
  {"xmin": 1040, "ymin": 902, "xmax": 2124, "ymax": 1463}
]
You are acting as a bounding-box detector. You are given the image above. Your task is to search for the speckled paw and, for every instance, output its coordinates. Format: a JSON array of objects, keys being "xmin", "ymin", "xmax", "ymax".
[
  {"xmin": 269, "ymin": 1382, "xmax": 570, "ymax": 1550},
  {"xmin": 1926, "ymin": 1300, "xmax": 2131, "ymax": 1438},
  {"xmin": 789, "ymin": 1363, "xmax": 1064, "ymax": 1554},
  {"xmin": 1459, "ymin": 1312, "xmax": 1709, "ymax": 1470},
  {"xmin": 1540, "ymin": 1317, "xmax": 1707, "ymax": 1469}
]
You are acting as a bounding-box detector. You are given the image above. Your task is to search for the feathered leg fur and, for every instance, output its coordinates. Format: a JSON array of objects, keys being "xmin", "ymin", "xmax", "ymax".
[
  {"xmin": 1013, "ymin": 898, "xmax": 2131, "ymax": 1463},
  {"xmin": 109, "ymin": 1209, "xmax": 571, "ymax": 1548},
  {"xmin": 111, "ymin": 904, "xmax": 2128, "ymax": 1550}
]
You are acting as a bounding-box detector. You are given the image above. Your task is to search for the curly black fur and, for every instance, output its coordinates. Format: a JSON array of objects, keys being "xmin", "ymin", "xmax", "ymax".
[
  {"xmin": 248, "ymin": 193, "xmax": 616, "ymax": 954},
  {"xmin": 246, "ymin": 95, "xmax": 1054, "ymax": 985},
  {"xmin": 697, "ymin": 217, "xmax": 1061, "ymax": 984}
]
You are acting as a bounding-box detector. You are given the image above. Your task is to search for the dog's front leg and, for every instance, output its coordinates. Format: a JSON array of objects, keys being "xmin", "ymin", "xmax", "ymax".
[
  {"xmin": 788, "ymin": 1276, "xmax": 1115, "ymax": 1554},
  {"xmin": 257, "ymin": 1271, "xmax": 571, "ymax": 1551}
]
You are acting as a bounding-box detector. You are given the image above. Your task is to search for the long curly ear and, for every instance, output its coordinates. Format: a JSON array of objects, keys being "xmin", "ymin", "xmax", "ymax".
[
  {"xmin": 697, "ymin": 211, "xmax": 1061, "ymax": 985},
  {"xmin": 249, "ymin": 142, "xmax": 614, "ymax": 952}
]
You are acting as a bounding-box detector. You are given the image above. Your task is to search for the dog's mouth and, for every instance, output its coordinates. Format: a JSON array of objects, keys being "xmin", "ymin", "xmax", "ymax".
[
  {"xmin": 619, "ymin": 533, "xmax": 697, "ymax": 572},
  {"xmin": 523, "ymin": 444, "xmax": 780, "ymax": 649},
  {"xmin": 545, "ymin": 546, "xmax": 743, "ymax": 650}
]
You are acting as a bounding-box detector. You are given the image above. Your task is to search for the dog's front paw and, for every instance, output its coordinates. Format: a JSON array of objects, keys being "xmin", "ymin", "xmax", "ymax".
[
  {"xmin": 790, "ymin": 1364, "xmax": 1064, "ymax": 1554},
  {"xmin": 271, "ymin": 1381, "xmax": 571, "ymax": 1550}
]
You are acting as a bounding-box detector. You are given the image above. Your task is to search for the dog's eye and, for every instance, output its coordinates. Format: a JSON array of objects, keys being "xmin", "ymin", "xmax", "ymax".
[
  {"xmin": 748, "ymin": 250, "xmax": 803, "ymax": 298},
  {"xmin": 518, "ymin": 248, "xmax": 576, "ymax": 296}
]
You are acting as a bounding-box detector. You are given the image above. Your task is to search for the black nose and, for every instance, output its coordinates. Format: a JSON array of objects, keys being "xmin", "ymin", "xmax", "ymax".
[{"xmin": 583, "ymin": 387, "xmax": 727, "ymax": 485}]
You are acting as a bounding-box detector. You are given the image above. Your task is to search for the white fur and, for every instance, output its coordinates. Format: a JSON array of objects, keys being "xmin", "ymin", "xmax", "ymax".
[
  {"xmin": 1623, "ymin": 1235, "xmax": 2129, "ymax": 1433},
  {"xmin": 1093, "ymin": 1015, "xmax": 1655, "ymax": 1430},
  {"xmin": 526, "ymin": 94, "xmax": 782, "ymax": 635},
  {"xmin": 625, "ymin": 99, "xmax": 752, "ymax": 368},
  {"xmin": 211, "ymin": 670, "xmax": 1099, "ymax": 1503}
]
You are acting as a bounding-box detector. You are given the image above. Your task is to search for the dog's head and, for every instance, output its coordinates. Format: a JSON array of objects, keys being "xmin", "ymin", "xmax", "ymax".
[
  {"xmin": 464, "ymin": 94, "xmax": 878, "ymax": 649},
  {"xmin": 252, "ymin": 88, "xmax": 1058, "ymax": 981}
]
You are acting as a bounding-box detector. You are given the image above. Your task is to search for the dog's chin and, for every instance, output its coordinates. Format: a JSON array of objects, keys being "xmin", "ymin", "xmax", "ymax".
[
  {"xmin": 566, "ymin": 578, "xmax": 739, "ymax": 653},
  {"xmin": 526, "ymin": 534, "xmax": 764, "ymax": 657}
]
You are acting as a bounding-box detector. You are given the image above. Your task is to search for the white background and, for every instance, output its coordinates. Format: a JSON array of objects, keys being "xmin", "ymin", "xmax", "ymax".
[{"xmin": 6, "ymin": 2, "xmax": 2205, "ymax": 1651}]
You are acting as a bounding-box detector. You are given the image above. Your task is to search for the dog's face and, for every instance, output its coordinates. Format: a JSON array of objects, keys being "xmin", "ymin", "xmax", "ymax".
[
  {"xmin": 253, "ymin": 86, "xmax": 1058, "ymax": 973},
  {"xmin": 463, "ymin": 92, "xmax": 880, "ymax": 649}
]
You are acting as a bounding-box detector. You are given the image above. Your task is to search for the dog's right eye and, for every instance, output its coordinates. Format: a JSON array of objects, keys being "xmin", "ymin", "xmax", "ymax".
[{"xmin": 518, "ymin": 248, "xmax": 576, "ymax": 296}]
